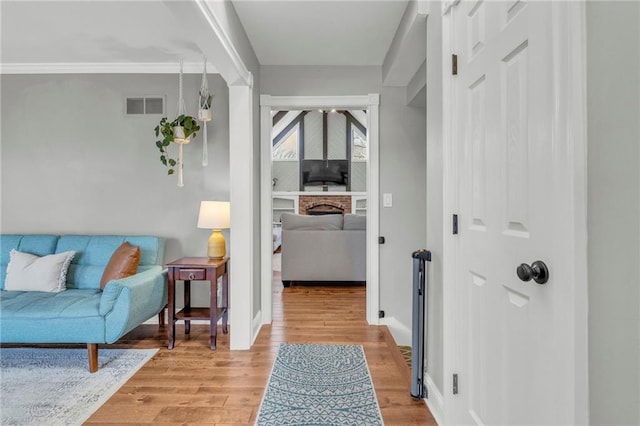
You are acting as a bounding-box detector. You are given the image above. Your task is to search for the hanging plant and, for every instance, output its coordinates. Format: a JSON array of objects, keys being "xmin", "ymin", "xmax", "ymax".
[
  {"xmin": 198, "ymin": 57, "xmax": 213, "ymax": 168},
  {"xmin": 154, "ymin": 115, "xmax": 200, "ymax": 175},
  {"xmin": 198, "ymin": 89, "xmax": 214, "ymax": 122}
]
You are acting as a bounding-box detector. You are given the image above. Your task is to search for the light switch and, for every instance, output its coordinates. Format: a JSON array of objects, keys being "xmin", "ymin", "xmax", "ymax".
[{"xmin": 383, "ymin": 193, "xmax": 393, "ymax": 208}]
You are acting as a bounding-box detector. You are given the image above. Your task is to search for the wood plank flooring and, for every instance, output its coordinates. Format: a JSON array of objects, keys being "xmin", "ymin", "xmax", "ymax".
[{"xmin": 85, "ymin": 268, "xmax": 436, "ymax": 425}]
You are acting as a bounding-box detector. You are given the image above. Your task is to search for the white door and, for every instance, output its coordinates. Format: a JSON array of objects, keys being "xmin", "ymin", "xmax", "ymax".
[{"xmin": 447, "ymin": 1, "xmax": 587, "ymax": 424}]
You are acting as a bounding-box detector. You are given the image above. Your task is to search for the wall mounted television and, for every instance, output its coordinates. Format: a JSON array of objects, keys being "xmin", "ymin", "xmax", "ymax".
[{"xmin": 302, "ymin": 159, "xmax": 349, "ymax": 186}]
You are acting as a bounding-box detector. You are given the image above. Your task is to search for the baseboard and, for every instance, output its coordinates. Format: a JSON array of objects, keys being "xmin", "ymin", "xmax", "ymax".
[
  {"xmin": 252, "ymin": 310, "xmax": 262, "ymax": 345},
  {"xmin": 144, "ymin": 310, "xmax": 261, "ymax": 343},
  {"xmin": 143, "ymin": 308, "xmax": 222, "ymax": 326},
  {"xmin": 424, "ymin": 373, "xmax": 444, "ymax": 425},
  {"xmin": 379, "ymin": 316, "xmax": 412, "ymax": 346}
]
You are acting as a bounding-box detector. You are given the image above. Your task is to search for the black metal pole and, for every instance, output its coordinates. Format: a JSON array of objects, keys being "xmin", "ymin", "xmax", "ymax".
[{"xmin": 411, "ymin": 249, "xmax": 431, "ymax": 399}]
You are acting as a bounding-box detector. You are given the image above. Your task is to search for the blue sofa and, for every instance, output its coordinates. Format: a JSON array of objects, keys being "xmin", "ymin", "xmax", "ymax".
[{"xmin": 0, "ymin": 234, "xmax": 167, "ymax": 372}]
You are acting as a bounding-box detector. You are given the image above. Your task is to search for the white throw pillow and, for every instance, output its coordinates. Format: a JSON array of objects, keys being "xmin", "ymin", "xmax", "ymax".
[{"xmin": 4, "ymin": 249, "xmax": 76, "ymax": 292}]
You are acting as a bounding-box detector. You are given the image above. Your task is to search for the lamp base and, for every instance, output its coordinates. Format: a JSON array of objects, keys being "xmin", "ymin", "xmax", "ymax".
[{"xmin": 208, "ymin": 229, "xmax": 226, "ymax": 259}]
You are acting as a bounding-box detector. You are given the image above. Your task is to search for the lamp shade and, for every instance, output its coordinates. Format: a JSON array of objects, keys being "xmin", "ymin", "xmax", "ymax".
[{"xmin": 197, "ymin": 201, "xmax": 230, "ymax": 229}]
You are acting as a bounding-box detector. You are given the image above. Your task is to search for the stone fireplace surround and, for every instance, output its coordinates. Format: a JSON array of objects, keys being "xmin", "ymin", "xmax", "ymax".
[{"xmin": 299, "ymin": 195, "xmax": 352, "ymax": 215}]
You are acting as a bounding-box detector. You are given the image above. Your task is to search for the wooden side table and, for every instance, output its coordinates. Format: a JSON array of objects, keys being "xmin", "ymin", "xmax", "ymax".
[{"xmin": 166, "ymin": 257, "xmax": 229, "ymax": 350}]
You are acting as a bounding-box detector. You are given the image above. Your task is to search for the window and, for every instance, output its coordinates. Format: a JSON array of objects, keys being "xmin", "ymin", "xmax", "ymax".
[
  {"xmin": 273, "ymin": 126, "xmax": 299, "ymax": 160},
  {"xmin": 351, "ymin": 127, "xmax": 367, "ymax": 161}
]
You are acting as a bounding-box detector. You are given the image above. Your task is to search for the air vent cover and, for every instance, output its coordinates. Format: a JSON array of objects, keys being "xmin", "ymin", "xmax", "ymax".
[{"xmin": 126, "ymin": 96, "xmax": 164, "ymax": 115}]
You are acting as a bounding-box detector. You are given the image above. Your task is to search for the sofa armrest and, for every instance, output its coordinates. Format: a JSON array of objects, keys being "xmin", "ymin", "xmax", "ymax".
[{"xmin": 100, "ymin": 266, "xmax": 167, "ymax": 343}]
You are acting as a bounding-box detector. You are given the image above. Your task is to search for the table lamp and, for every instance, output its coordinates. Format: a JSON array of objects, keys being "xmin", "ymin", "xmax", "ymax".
[{"xmin": 197, "ymin": 201, "xmax": 230, "ymax": 259}]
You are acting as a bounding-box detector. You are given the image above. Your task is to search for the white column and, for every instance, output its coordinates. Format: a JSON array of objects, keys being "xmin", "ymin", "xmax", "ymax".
[
  {"xmin": 366, "ymin": 94, "xmax": 380, "ymax": 325},
  {"xmin": 260, "ymin": 95, "xmax": 273, "ymax": 324},
  {"xmin": 229, "ymin": 83, "xmax": 254, "ymax": 350}
]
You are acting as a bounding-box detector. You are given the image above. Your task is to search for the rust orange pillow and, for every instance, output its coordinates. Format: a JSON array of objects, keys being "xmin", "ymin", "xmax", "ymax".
[{"xmin": 100, "ymin": 242, "xmax": 140, "ymax": 290}]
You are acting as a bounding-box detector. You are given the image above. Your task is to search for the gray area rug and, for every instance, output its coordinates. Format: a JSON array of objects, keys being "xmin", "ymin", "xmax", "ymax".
[
  {"xmin": 0, "ymin": 347, "xmax": 157, "ymax": 425},
  {"xmin": 256, "ymin": 343, "xmax": 383, "ymax": 425}
]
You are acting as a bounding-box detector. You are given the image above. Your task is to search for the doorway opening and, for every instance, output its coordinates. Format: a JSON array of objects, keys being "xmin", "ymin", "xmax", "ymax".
[{"xmin": 260, "ymin": 95, "xmax": 380, "ymax": 326}]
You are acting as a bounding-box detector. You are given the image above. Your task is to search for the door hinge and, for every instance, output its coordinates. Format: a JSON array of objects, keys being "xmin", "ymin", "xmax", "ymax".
[
  {"xmin": 452, "ymin": 54, "xmax": 458, "ymax": 75},
  {"xmin": 452, "ymin": 214, "xmax": 458, "ymax": 235},
  {"xmin": 453, "ymin": 373, "xmax": 459, "ymax": 395}
]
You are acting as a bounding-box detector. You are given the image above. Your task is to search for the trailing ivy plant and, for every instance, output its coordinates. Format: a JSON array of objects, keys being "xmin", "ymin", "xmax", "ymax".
[{"xmin": 154, "ymin": 115, "xmax": 200, "ymax": 175}]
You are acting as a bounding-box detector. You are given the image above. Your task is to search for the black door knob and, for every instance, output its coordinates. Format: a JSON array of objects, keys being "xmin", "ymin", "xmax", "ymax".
[{"xmin": 516, "ymin": 260, "xmax": 549, "ymax": 284}]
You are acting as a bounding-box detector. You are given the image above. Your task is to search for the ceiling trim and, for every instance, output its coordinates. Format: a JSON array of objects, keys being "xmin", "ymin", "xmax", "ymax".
[
  {"xmin": 0, "ymin": 62, "xmax": 219, "ymax": 75},
  {"xmin": 382, "ymin": 0, "xmax": 427, "ymax": 86},
  {"xmin": 194, "ymin": 0, "xmax": 253, "ymax": 87},
  {"xmin": 261, "ymin": 95, "xmax": 379, "ymax": 109}
]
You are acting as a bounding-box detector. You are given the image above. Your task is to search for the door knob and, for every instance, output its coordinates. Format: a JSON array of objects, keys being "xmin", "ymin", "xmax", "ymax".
[{"xmin": 516, "ymin": 260, "xmax": 549, "ymax": 284}]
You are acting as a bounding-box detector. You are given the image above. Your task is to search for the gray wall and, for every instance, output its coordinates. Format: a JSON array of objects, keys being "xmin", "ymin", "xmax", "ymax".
[
  {"xmin": 378, "ymin": 86, "xmax": 427, "ymax": 333},
  {"xmin": 261, "ymin": 66, "xmax": 383, "ymax": 96},
  {"xmin": 1, "ymin": 73, "xmax": 229, "ymax": 308},
  {"xmin": 425, "ymin": 9, "xmax": 444, "ymax": 394},
  {"xmin": 587, "ymin": 2, "xmax": 640, "ymax": 424},
  {"xmin": 261, "ymin": 65, "xmax": 427, "ymax": 344}
]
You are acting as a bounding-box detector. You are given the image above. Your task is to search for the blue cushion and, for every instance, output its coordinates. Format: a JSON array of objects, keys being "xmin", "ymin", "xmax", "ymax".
[
  {"xmin": 56, "ymin": 235, "xmax": 164, "ymax": 289},
  {"xmin": 125, "ymin": 236, "xmax": 165, "ymax": 266},
  {"xmin": 0, "ymin": 289, "xmax": 105, "ymax": 342},
  {"xmin": 0, "ymin": 289, "xmax": 101, "ymax": 318}
]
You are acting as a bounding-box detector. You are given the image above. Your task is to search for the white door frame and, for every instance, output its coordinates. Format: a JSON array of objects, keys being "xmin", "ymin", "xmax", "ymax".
[
  {"xmin": 441, "ymin": 1, "xmax": 589, "ymax": 423},
  {"xmin": 260, "ymin": 94, "xmax": 381, "ymax": 326}
]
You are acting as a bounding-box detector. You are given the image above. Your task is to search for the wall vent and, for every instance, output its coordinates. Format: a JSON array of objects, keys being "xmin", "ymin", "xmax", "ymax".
[{"xmin": 125, "ymin": 96, "xmax": 164, "ymax": 115}]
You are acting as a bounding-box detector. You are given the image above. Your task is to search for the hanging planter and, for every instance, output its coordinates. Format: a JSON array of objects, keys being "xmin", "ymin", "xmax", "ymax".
[
  {"xmin": 172, "ymin": 114, "xmax": 200, "ymax": 144},
  {"xmin": 198, "ymin": 57, "xmax": 213, "ymax": 167},
  {"xmin": 154, "ymin": 115, "xmax": 200, "ymax": 174},
  {"xmin": 173, "ymin": 125, "xmax": 187, "ymax": 142},
  {"xmin": 198, "ymin": 109, "xmax": 212, "ymax": 122},
  {"xmin": 197, "ymin": 94, "xmax": 213, "ymax": 122},
  {"xmin": 198, "ymin": 108, "xmax": 212, "ymax": 122},
  {"xmin": 152, "ymin": 61, "xmax": 200, "ymax": 186}
]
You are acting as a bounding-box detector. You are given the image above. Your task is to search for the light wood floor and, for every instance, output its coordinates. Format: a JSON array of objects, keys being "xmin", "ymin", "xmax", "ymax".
[{"xmin": 85, "ymin": 268, "xmax": 436, "ymax": 425}]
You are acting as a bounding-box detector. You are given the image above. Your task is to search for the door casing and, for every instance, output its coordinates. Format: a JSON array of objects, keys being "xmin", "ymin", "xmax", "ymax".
[{"xmin": 259, "ymin": 94, "xmax": 381, "ymax": 328}]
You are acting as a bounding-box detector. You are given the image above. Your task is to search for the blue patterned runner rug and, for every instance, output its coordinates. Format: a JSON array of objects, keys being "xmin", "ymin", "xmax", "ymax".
[{"xmin": 256, "ymin": 343, "xmax": 384, "ymax": 425}]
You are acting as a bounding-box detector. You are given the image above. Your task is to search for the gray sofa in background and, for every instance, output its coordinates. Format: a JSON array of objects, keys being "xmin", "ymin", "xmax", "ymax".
[{"xmin": 280, "ymin": 213, "xmax": 366, "ymax": 287}]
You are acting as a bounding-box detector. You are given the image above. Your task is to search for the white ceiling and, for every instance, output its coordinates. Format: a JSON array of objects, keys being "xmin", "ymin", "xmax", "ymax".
[
  {"xmin": 0, "ymin": 0, "xmax": 409, "ymax": 69},
  {"xmin": 0, "ymin": 1, "xmax": 206, "ymax": 65},
  {"xmin": 232, "ymin": 0, "xmax": 409, "ymax": 66}
]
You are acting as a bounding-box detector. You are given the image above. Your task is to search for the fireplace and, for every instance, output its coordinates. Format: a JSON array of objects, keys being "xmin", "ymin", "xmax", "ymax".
[
  {"xmin": 307, "ymin": 204, "xmax": 344, "ymax": 215},
  {"xmin": 299, "ymin": 195, "xmax": 352, "ymax": 215}
]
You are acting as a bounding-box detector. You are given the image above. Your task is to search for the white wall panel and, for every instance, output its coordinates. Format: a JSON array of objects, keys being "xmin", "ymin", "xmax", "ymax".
[
  {"xmin": 351, "ymin": 162, "xmax": 367, "ymax": 192},
  {"xmin": 272, "ymin": 161, "xmax": 299, "ymax": 191},
  {"xmin": 327, "ymin": 113, "xmax": 347, "ymax": 159},
  {"xmin": 304, "ymin": 111, "xmax": 323, "ymax": 159}
]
